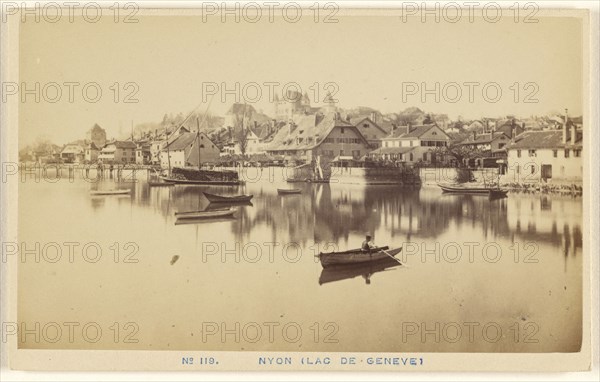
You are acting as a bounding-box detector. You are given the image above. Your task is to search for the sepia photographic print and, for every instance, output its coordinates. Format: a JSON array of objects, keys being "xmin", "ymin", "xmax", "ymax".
[{"xmin": 1, "ymin": 0, "xmax": 598, "ymax": 377}]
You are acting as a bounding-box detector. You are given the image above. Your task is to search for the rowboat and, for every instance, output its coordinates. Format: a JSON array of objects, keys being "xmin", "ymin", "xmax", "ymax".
[
  {"xmin": 319, "ymin": 256, "xmax": 402, "ymax": 285},
  {"xmin": 90, "ymin": 189, "xmax": 130, "ymax": 196},
  {"xmin": 318, "ymin": 246, "xmax": 402, "ymax": 268},
  {"xmin": 174, "ymin": 217, "xmax": 236, "ymax": 225},
  {"xmin": 174, "ymin": 208, "xmax": 236, "ymax": 219},
  {"xmin": 160, "ymin": 176, "xmax": 243, "ymax": 186},
  {"xmin": 277, "ymin": 188, "xmax": 301, "ymax": 195},
  {"xmin": 438, "ymin": 182, "xmax": 508, "ymax": 197},
  {"xmin": 203, "ymin": 192, "xmax": 253, "ymax": 203}
]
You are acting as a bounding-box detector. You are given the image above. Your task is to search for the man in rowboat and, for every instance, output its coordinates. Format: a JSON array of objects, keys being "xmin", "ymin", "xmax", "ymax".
[{"xmin": 361, "ymin": 235, "xmax": 376, "ymax": 251}]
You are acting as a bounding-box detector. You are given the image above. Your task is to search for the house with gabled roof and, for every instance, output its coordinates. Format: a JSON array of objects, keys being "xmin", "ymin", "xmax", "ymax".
[
  {"xmin": 351, "ymin": 116, "xmax": 393, "ymax": 148},
  {"xmin": 369, "ymin": 124, "xmax": 451, "ymax": 164},
  {"xmin": 61, "ymin": 143, "xmax": 85, "ymax": 163},
  {"xmin": 159, "ymin": 132, "xmax": 220, "ymax": 168},
  {"xmin": 98, "ymin": 140, "xmax": 137, "ymax": 164},
  {"xmin": 506, "ymin": 115, "xmax": 582, "ymax": 183},
  {"xmin": 458, "ymin": 131, "xmax": 512, "ymax": 158},
  {"xmin": 265, "ymin": 112, "xmax": 371, "ymax": 163},
  {"xmin": 150, "ymin": 125, "xmax": 190, "ymax": 165}
]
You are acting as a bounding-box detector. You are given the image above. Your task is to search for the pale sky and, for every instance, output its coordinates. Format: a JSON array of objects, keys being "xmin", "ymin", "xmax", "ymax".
[{"xmin": 18, "ymin": 10, "xmax": 584, "ymax": 147}]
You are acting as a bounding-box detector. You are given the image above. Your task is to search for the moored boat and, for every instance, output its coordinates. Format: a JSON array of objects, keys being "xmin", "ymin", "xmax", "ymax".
[
  {"xmin": 90, "ymin": 189, "xmax": 130, "ymax": 196},
  {"xmin": 318, "ymin": 246, "xmax": 402, "ymax": 268},
  {"xmin": 160, "ymin": 175, "xmax": 243, "ymax": 186},
  {"xmin": 203, "ymin": 192, "xmax": 253, "ymax": 203},
  {"xmin": 277, "ymin": 188, "xmax": 301, "ymax": 195},
  {"xmin": 438, "ymin": 182, "xmax": 508, "ymax": 196},
  {"xmin": 174, "ymin": 208, "xmax": 236, "ymax": 219}
]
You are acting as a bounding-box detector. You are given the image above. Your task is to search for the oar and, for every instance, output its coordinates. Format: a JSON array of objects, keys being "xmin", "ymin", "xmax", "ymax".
[{"xmin": 379, "ymin": 247, "xmax": 403, "ymax": 265}]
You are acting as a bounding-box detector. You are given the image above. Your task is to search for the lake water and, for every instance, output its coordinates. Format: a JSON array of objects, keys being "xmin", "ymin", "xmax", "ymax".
[{"xmin": 17, "ymin": 167, "xmax": 582, "ymax": 352}]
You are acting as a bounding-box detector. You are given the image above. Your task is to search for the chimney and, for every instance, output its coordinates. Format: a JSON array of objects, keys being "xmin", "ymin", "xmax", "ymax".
[
  {"xmin": 571, "ymin": 125, "xmax": 577, "ymax": 145},
  {"xmin": 370, "ymin": 111, "xmax": 377, "ymax": 123},
  {"xmin": 472, "ymin": 131, "xmax": 477, "ymax": 141},
  {"xmin": 562, "ymin": 108, "xmax": 569, "ymax": 144},
  {"xmin": 511, "ymin": 127, "xmax": 516, "ymax": 139}
]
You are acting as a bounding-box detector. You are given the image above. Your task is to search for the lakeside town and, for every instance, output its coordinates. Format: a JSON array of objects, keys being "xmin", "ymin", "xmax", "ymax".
[{"xmin": 19, "ymin": 90, "xmax": 583, "ymax": 191}]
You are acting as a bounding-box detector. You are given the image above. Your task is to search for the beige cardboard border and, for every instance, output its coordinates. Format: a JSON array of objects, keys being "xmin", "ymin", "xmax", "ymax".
[{"xmin": 1, "ymin": 2, "xmax": 598, "ymax": 375}]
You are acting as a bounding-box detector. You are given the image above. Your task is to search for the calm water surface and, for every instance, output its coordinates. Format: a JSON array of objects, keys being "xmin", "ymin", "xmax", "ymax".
[{"xmin": 18, "ymin": 168, "xmax": 582, "ymax": 352}]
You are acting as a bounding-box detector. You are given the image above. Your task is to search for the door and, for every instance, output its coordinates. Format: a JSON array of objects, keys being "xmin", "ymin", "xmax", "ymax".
[{"xmin": 541, "ymin": 164, "xmax": 552, "ymax": 180}]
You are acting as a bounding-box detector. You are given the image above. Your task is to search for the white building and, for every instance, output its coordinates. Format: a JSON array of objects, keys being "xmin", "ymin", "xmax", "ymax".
[{"xmin": 505, "ymin": 119, "xmax": 582, "ymax": 184}]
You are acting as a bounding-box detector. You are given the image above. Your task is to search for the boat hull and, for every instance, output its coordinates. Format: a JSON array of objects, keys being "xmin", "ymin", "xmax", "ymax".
[
  {"xmin": 175, "ymin": 209, "xmax": 236, "ymax": 219},
  {"xmin": 438, "ymin": 183, "xmax": 508, "ymax": 196},
  {"xmin": 203, "ymin": 192, "xmax": 253, "ymax": 203},
  {"xmin": 160, "ymin": 176, "xmax": 243, "ymax": 186},
  {"xmin": 277, "ymin": 188, "xmax": 301, "ymax": 195},
  {"xmin": 90, "ymin": 189, "xmax": 130, "ymax": 195},
  {"xmin": 319, "ymin": 256, "xmax": 402, "ymax": 285},
  {"xmin": 319, "ymin": 246, "xmax": 402, "ymax": 268}
]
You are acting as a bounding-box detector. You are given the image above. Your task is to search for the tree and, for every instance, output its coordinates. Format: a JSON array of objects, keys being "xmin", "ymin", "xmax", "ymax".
[{"xmin": 433, "ymin": 143, "xmax": 484, "ymax": 167}]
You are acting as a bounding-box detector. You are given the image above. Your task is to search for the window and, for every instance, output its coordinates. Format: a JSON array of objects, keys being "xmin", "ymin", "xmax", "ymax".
[
  {"xmin": 553, "ymin": 150, "xmax": 558, "ymax": 158},
  {"xmin": 574, "ymin": 149, "xmax": 581, "ymax": 157},
  {"xmin": 363, "ymin": 123, "xmax": 369, "ymax": 128},
  {"xmin": 340, "ymin": 127, "xmax": 345, "ymax": 134},
  {"xmin": 432, "ymin": 131, "xmax": 437, "ymax": 135},
  {"xmin": 340, "ymin": 150, "xmax": 344, "ymax": 156},
  {"xmin": 528, "ymin": 149, "xmax": 536, "ymax": 157},
  {"xmin": 517, "ymin": 150, "xmax": 521, "ymax": 158},
  {"xmin": 531, "ymin": 165, "xmax": 535, "ymax": 175},
  {"xmin": 409, "ymin": 153, "xmax": 413, "ymax": 161},
  {"xmin": 564, "ymin": 149, "xmax": 570, "ymax": 158}
]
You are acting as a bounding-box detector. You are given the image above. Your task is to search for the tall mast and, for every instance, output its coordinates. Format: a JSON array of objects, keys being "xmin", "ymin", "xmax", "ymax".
[{"xmin": 197, "ymin": 117, "xmax": 201, "ymax": 171}]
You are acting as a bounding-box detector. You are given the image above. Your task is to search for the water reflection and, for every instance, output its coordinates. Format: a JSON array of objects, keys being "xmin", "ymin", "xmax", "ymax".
[
  {"xmin": 102, "ymin": 176, "xmax": 582, "ymax": 270},
  {"xmin": 19, "ymin": 168, "xmax": 583, "ymax": 352},
  {"xmin": 319, "ymin": 257, "xmax": 403, "ymax": 285}
]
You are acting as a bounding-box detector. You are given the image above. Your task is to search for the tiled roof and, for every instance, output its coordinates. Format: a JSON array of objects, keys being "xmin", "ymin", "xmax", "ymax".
[
  {"xmin": 61, "ymin": 144, "xmax": 84, "ymax": 154},
  {"xmin": 352, "ymin": 117, "xmax": 392, "ymax": 134},
  {"xmin": 507, "ymin": 129, "xmax": 583, "ymax": 149},
  {"xmin": 387, "ymin": 124, "xmax": 435, "ymax": 139},
  {"xmin": 113, "ymin": 140, "xmax": 137, "ymax": 149},
  {"xmin": 266, "ymin": 113, "xmax": 356, "ymax": 151},
  {"xmin": 165, "ymin": 132, "xmax": 199, "ymax": 151}
]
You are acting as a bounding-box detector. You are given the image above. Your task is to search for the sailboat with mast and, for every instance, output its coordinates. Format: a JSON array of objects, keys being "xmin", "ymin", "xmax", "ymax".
[{"xmin": 158, "ymin": 98, "xmax": 243, "ymax": 185}]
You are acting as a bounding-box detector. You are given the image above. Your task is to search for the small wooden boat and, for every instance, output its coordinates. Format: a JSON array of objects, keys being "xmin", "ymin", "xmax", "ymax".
[
  {"xmin": 174, "ymin": 216, "xmax": 236, "ymax": 225},
  {"xmin": 438, "ymin": 182, "xmax": 508, "ymax": 196},
  {"xmin": 90, "ymin": 189, "xmax": 130, "ymax": 196},
  {"xmin": 203, "ymin": 192, "xmax": 253, "ymax": 203},
  {"xmin": 319, "ymin": 256, "xmax": 402, "ymax": 285},
  {"xmin": 174, "ymin": 208, "xmax": 236, "ymax": 219},
  {"xmin": 318, "ymin": 246, "xmax": 402, "ymax": 268},
  {"xmin": 277, "ymin": 188, "xmax": 301, "ymax": 195}
]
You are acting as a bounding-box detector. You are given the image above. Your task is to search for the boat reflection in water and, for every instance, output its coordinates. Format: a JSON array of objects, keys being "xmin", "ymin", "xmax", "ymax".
[{"xmin": 318, "ymin": 256, "xmax": 403, "ymax": 286}]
